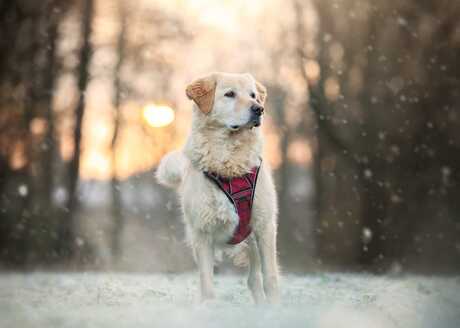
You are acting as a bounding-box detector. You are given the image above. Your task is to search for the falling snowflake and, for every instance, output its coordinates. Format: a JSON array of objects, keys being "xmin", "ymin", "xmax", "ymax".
[
  {"xmin": 18, "ymin": 184, "xmax": 28, "ymax": 197},
  {"xmin": 390, "ymin": 194, "xmax": 403, "ymax": 203},
  {"xmin": 397, "ymin": 17, "xmax": 408, "ymax": 26},
  {"xmin": 389, "ymin": 261, "xmax": 403, "ymax": 275},
  {"xmin": 362, "ymin": 227, "xmax": 373, "ymax": 244},
  {"xmin": 364, "ymin": 169, "xmax": 373, "ymax": 179},
  {"xmin": 455, "ymin": 243, "xmax": 460, "ymax": 253},
  {"xmin": 441, "ymin": 166, "xmax": 451, "ymax": 176},
  {"xmin": 387, "ymin": 77, "xmax": 404, "ymax": 94},
  {"xmin": 75, "ymin": 237, "xmax": 85, "ymax": 247},
  {"xmin": 53, "ymin": 187, "xmax": 68, "ymax": 204}
]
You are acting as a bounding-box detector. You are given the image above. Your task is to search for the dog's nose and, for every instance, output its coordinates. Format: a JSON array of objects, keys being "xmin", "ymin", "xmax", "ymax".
[{"xmin": 250, "ymin": 104, "xmax": 264, "ymax": 116}]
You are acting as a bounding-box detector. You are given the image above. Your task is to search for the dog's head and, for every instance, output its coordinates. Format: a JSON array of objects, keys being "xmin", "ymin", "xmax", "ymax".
[{"xmin": 186, "ymin": 72, "xmax": 267, "ymax": 132}]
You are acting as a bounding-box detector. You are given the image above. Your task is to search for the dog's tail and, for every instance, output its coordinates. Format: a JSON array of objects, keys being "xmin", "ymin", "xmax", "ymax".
[{"xmin": 156, "ymin": 150, "xmax": 188, "ymax": 189}]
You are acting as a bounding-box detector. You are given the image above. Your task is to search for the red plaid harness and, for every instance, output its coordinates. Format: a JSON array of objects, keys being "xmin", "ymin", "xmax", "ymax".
[{"xmin": 204, "ymin": 163, "xmax": 261, "ymax": 245}]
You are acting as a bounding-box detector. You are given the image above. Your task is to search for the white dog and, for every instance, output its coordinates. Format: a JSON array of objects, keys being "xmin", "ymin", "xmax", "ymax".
[{"xmin": 156, "ymin": 72, "xmax": 279, "ymax": 303}]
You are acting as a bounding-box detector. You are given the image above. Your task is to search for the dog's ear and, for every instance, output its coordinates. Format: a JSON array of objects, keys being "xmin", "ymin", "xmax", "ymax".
[
  {"xmin": 185, "ymin": 75, "xmax": 217, "ymax": 114},
  {"xmin": 255, "ymin": 81, "xmax": 267, "ymax": 105}
]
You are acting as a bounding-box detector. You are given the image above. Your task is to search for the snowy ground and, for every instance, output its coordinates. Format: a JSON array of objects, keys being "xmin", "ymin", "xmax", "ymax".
[{"xmin": 1, "ymin": 272, "xmax": 459, "ymax": 328}]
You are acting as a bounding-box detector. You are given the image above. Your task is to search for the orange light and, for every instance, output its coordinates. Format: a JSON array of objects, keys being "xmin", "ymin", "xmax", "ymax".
[
  {"xmin": 143, "ymin": 104, "xmax": 175, "ymax": 128},
  {"xmin": 85, "ymin": 152, "xmax": 111, "ymax": 178}
]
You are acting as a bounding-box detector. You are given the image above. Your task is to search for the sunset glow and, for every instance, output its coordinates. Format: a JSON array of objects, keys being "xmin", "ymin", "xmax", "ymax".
[{"xmin": 143, "ymin": 104, "xmax": 175, "ymax": 128}]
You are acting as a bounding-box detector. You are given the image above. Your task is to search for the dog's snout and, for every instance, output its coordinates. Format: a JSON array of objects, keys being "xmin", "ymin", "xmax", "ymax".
[{"xmin": 250, "ymin": 104, "xmax": 264, "ymax": 116}]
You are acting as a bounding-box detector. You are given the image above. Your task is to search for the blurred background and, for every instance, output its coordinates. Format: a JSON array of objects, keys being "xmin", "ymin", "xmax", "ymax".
[{"xmin": 0, "ymin": 0, "xmax": 459, "ymax": 274}]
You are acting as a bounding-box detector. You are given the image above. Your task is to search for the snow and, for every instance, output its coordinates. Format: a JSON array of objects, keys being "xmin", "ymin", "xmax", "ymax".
[
  {"xmin": 18, "ymin": 184, "xmax": 28, "ymax": 197},
  {"xmin": 1, "ymin": 273, "xmax": 459, "ymax": 328},
  {"xmin": 361, "ymin": 227, "xmax": 373, "ymax": 244}
]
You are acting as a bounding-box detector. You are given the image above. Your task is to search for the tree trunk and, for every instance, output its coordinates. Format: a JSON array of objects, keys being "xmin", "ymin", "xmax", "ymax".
[
  {"xmin": 18, "ymin": 14, "xmax": 41, "ymax": 265},
  {"xmin": 42, "ymin": 1, "xmax": 59, "ymax": 212},
  {"xmin": 110, "ymin": 1, "xmax": 127, "ymax": 261},
  {"xmin": 60, "ymin": 0, "xmax": 94, "ymax": 259}
]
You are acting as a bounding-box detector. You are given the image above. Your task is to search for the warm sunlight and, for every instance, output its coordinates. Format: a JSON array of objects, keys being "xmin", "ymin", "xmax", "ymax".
[
  {"xmin": 85, "ymin": 151, "xmax": 111, "ymax": 178},
  {"xmin": 142, "ymin": 104, "xmax": 175, "ymax": 128}
]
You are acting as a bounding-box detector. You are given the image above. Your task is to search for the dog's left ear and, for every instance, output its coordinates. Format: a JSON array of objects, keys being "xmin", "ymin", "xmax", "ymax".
[
  {"xmin": 185, "ymin": 74, "xmax": 217, "ymax": 114},
  {"xmin": 255, "ymin": 81, "xmax": 267, "ymax": 105}
]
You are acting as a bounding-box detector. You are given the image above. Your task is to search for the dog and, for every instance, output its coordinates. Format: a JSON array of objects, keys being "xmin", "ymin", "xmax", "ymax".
[{"xmin": 156, "ymin": 72, "xmax": 279, "ymax": 304}]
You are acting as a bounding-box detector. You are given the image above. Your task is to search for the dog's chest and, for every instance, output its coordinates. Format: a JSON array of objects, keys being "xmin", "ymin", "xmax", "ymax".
[
  {"xmin": 203, "ymin": 167, "xmax": 259, "ymax": 244},
  {"xmin": 181, "ymin": 170, "xmax": 240, "ymax": 241}
]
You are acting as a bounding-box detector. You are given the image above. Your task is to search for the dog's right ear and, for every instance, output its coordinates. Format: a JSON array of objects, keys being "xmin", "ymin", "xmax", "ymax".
[
  {"xmin": 255, "ymin": 81, "xmax": 267, "ymax": 105},
  {"xmin": 185, "ymin": 75, "xmax": 217, "ymax": 114}
]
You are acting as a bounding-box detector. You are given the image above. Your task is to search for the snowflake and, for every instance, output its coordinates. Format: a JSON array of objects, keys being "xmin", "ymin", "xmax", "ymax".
[
  {"xmin": 75, "ymin": 237, "xmax": 85, "ymax": 247},
  {"xmin": 18, "ymin": 184, "xmax": 28, "ymax": 197},
  {"xmin": 397, "ymin": 17, "xmax": 408, "ymax": 26},
  {"xmin": 364, "ymin": 169, "xmax": 373, "ymax": 179},
  {"xmin": 362, "ymin": 227, "xmax": 373, "ymax": 244}
]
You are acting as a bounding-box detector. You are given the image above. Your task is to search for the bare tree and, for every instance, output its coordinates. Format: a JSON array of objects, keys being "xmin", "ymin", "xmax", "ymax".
[
  {"xmin": 60, "ymin": 0, "xmax": 94, "ymax": 258},
  {"xmin": 294, "ymin": 0, "xmax": 460, "ymax": 271},
  {"xmin": 110, "ymin": 0, "xmax": 127, "ymax": 261}
]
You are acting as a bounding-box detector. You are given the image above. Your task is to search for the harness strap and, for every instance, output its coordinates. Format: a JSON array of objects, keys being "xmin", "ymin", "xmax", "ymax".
[{"xmin": 204, "ymin": 162, "xmax": 261, "ymax": 244}]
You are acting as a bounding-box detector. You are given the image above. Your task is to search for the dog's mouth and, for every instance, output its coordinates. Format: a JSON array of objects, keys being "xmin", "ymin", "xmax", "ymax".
[{"xmin": 228, "ymin": 117, "xmax": 261, "ymax": 132}]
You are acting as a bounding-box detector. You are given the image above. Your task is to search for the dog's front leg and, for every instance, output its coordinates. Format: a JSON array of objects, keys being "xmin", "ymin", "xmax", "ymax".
[
  {"xmin": 256, "ymin": 223, "xmax": 280, "ymax": 303},
  {"xmin": 247, "ymin": 235, "xmax": 265, "ymax": 304},
  {"xmin": 195, "ymin": 237, "xmax": 215, "ymax": 301}
]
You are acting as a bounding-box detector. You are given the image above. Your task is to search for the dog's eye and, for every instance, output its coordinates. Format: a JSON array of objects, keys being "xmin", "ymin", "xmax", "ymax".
[
  {"xmin": 250, "ymin": 92, "xmax": 256, "ymax": 99},
  {"xmin": 224, "ymin": 91, "xmax": 236, "ymax": 98}
]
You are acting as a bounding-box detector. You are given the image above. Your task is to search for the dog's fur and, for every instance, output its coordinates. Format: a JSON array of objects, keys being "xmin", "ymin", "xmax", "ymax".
[{"xmin": 156, "ymin": 72, "xmax": 279, "ymax": 303}]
